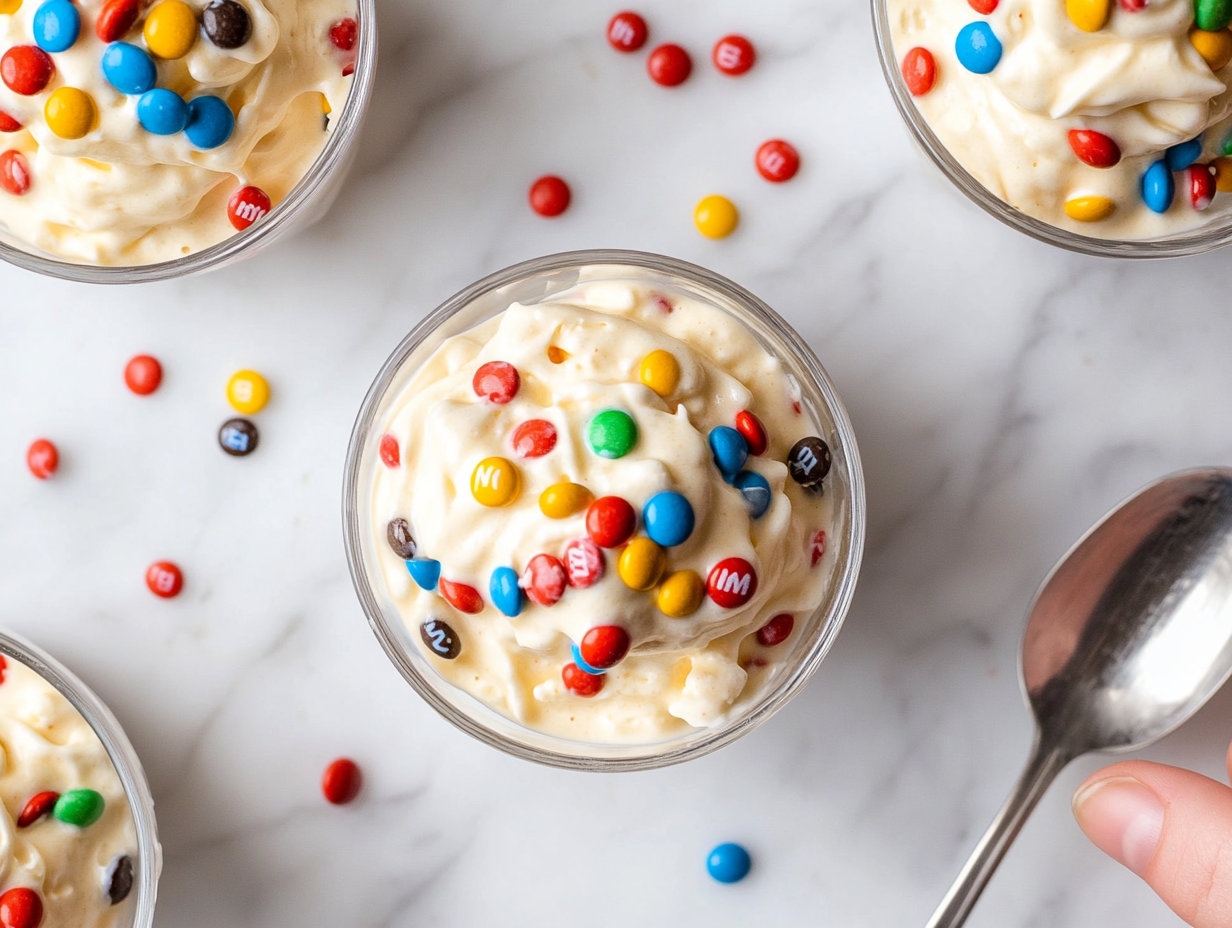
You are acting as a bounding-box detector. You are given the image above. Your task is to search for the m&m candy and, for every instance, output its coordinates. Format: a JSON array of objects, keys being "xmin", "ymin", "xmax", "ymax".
[
  {"xmin": 901, "ymin": 47, "xmax": 936, "ymax": 96},
  {"xmin": 203, "ymin": 0, "xmax": 252, "ymax": 48},
  {"xmin": 406, "ymin": 558, "xmax": 441, "ymax": 591},
  {"xmin": 643, "ymin": 491, "xmax": 695, "ymax": 546},
  {"xmin": 321, "ymin": 758, "xmax": 362, "ymax": 805},
  {"xmin": 707, "ymin": 557, "xmax": 757, "ymax": 608},
  {"xmin": 607, "ymin": 10, "xmax": 647, "ymax": 51},
  {"xmin": 329, "ymin": 17, "xmax": 358, "ymax": 50},
  {"xmin": 0, "ymin": 888, "xmax": 42, "ymax": 928},
  {"xmin": 757, "ymin": 613, "xmax": 794, "ymax": 646},
  {"xmin": 144, "ymin": 0, "xmax": 198, "ymax": 59},
  {"xmin": 647, "ymin": 43, "xmax": 691, "ymax": 86},
  {"xmin": 226, "ymin": 369, "xmax": 270, "ymax": 414},
  {"xmin": 218, "ymin": 418, "xmax": 258, "ymax": 456},
  {"xmin": 733, "ymin": 471, "xmax": 771, "ymax": 519},
  {"xmin": 512, "ymin": 419, "xmax": 557, "ymax": 457},
  {"xmin": 17, "ymin": 791, "xmax": 58, "ymax": 828},
  {"xmin": 709, "ymin": 426, "xmax": 748, "ymax": 479},
  {"xmin": 1191, "ymin": 27, "xmax": 1232, "ymax": 69},
  {"xmin": 102, "ymin": 42, "xmax": 157, "ymax": 95},
  {"xmin": 26, "ymin": 439, "xmax": 57, "ymax": 479},
  {"xmin": 563, "ymin": 537, "xmax": 605, "ymax": 587},
  {"xmin": 587, "ymin": 409, "xmax": 638, "ymax": 458},
  {"xmin": 124, "ymin": 355, "xmax": 163, "ymax": 394},
  {"xmin": 106, "ymin": 855, "xmax": 134, "ymax": 905},
  {"xmin": 562, "ymin": 662, "xmax": 604, "ymax": 696},
  {"xmin": 520, "ymin": 554, "xmax": 567, "ymax": 606},
  {"xmin": 657, "ymin": 569, "xmax": 704, "ymax": 617},
  {"xmin": 1141, "ymin": 159, "xmax": 1175, "ymax": 213},
  {"xmin": 639, "ymin": 349, "xmax": 680, "ymax": 397},
  {"xmin": 421, "ymin": 618, "xmax": 460, "ymax": 659},
  {"xmin": 570, "ymin": 641, "xmax": 607, "ymax": 675},
  {"xmin": 490, "ymin": 566, "xmax": 523, "ymax": 616},
  {"xmin": 540, "ymin": 481, "xmax": 593, "ymax": 519},
  {"xmin": 694, "ymin": 194, "xmax": 739, "ymax": 239},
  {"xmin": 471, "ymin": 456, "xmax": 520, "ymax": 507},
  {"xmin": 529, "ymin": 175, "xmax": 571, "ymax": 217},
  {"xmin": 1190, "ymin": 164, "xmax": 1216, "ymax": 210},
  {"xmin": 0, "ymin": 111, "xmax": 21, "ymax": 133},
  {"xmin": 787, "ymin": 436, "xmax": 831, "ymax": 489},
  {"xmin": 712, "ymin": 34, "xmax": 755, "ymax": 76},
  {"xmin": 228, "ymin": 185, "xmax": 271, "ymax": 230},
  {"xmin": 0, "ymin": 150, "xmax": 29, "ymax": 196},
  {"xmin": 1064, "ymin": 195, "xmax": 1115, "ymax": 222},
  {"xmin": 617, "ymin": 537, "xmax": 666, "ymax": 590},
  {"xmin": 580, "ymin": 625, "xmax": 630, "ymax": 669},
  {"xmin": 137, "ymin": 88, "xmax": 189, "ymax": 135},
  {"xmin": 378, "ymin": 433, "xmax": 400, "ymax": 467},
  {"xmin": 45, "ymin": 88, "xmax": 96, "ymax": 140},
  {"xmin": 473, "ymin": 361, "xmax": 520, "ymax": 403},
  {"xmin": 439, "ymin": 577, "xmax": 484, "ymax": 614},
  {"xmin": 1196, "ymin": 0, "xmax": 1232, "ymax": 31},
  {"xmin": 955, "ymin": 22, "xmax": 1001, "ymax": 74},
  {"xmin": 1, "ymin": 46, "xmax": 54, "ymax": 95},
  {"xmin": 1166, "ymin": 136, "xmax": 1203, "ymax": 171},
  {"xmin": 146, "ymin": 561, "xmax": 183, "ymax": 598},
  {"xmin": 1066, "ymin": 0, "xmax": 1111, "ymax": 32},
  {"xmin": 734, "ymin": 410, "xmax": 768, "ymax": 455},
  {"xmin": 707, "ymin": 843, "xmax": 752, "ymax": 883},
  {"xmin": 32, "ymin": 0, "xmax": 80, "ymax": 53},
  {"xmin": 1214, "ymin": 156, "xmax": 1232, "ymax": 190},
  {"xmin": 54, "ymin": 788, "xmax": 104, "ymax": 827},
  {"xmin": 96, "ymin": 0, "xmax": 140, "ymax": 42},
  {"xmin": 386, "ymin": 518, "xmax": 416, "ymax": 559},
  {"xmin": 1067, "ymin": 129, "xmax": 1121, "ymax": 168},
  {"xmin": 755, "ymin": 139, "xmax": 800, "ymax": 182},
  {"xmin": 585, "ymin": 496, "xmax": 637, "ymax": 547},
  {"xmin": 185, "ymin": 95, "xmax": 235, "ymax": 149}
]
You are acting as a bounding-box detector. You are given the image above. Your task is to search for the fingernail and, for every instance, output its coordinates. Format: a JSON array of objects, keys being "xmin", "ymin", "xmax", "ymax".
[{"xmin": 1072, "ymin": 776, "xmax": 1165, "ymax": 875}]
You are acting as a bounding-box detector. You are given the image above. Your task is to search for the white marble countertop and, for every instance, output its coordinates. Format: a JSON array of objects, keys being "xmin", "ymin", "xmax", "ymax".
[{"xmin": 2, "ymin": 0, "xmax": 1229, "ymax": 925}]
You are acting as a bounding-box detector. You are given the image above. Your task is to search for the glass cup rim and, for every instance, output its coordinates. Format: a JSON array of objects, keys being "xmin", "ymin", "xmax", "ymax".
[
  {"xmin": 0, "ymin": 626, "xmax": 160, "ymax": 926},
  {"xmin": 342, "ymin": 248, "xmax": 867, "ymax": 771},
  {"xmin": 870, "ymin": 0, "xmax": 1232, "ymax": 259},
  {"xmin": 0, "ymin": 0, "xmax": 377, "ymax": 284}
]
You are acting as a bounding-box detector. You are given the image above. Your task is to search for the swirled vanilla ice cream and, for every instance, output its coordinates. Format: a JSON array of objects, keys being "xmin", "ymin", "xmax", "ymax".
[
  {"xmin": 0, "ymin": 655, "xmax": 138, "ymax": 927},
  {"xmin": 367, "ymin": 272, "xmax": 843, "ymax": 744},
  {"xmin": 891, "ymin": 0, "xmax": 1232, "ymax": 237},
  {"xmin": 0, "ymin": 0, "xmax": 357, "ymax": 264}
]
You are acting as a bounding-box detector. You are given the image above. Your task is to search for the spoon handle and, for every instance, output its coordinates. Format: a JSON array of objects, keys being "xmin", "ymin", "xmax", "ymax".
[{"xmin": 924, "ymin": 734, "xmax": 1071, "ymax": 928}]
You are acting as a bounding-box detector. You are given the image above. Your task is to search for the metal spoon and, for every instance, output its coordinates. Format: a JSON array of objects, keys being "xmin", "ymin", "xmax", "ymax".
[{"xmin": 927, "ymin": 467, "xmax": 1232, "ymax": 928}]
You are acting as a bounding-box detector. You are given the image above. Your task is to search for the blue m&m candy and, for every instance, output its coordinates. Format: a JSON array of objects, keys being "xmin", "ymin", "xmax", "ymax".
[
  {"xmin": 643, "ymin": 491, "xmax": 695, "ymax": 547},
  {"xmin": 1141, "ymin": 159, "xmax": 1175, "ymax": 213},
  {"xmin": 707, "ymin": 843, "xmax": 751, "ymax": 884},
  {"xmin": 185, "ymin": 95, "xmax": 235, "ymax": 149},
  {"xmin": 1166, "ymin": 135, "xmax": 1203, "ymax": 171},
  {"xmin": 570, "ymin": 641, "xmax": 607, "ymax": 676},
  {"xmin": 708, "ymin": 427, "xmax": 748, "ymax": 480},
  {"xmin": 137, "ymin": 88, "xmax": 188, "ymax": 135},
  {"xmin": 102, "ymin": 42, "xmax": 157, "ymax": 96},
  {"xmin": 489, "ymin": 566, "xmax": 522, "ymax": 617},
  {"xmin": 955, "ymin": 22, "xmax": 1001, "ymax": 74},
  {"xmin": 733, "ymin": 471, "xmax": 771, "ymax": 519},
  {"xmin": 33, "ymin": 0, "xmax": 80, "ymax": 52},
  {"xmin": 406, "ymin": 558, "xmax": 441, "ymax": 591}
]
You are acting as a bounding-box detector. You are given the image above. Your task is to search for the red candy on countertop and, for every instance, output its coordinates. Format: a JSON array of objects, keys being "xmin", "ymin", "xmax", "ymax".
[
  {"xmin": 439, "ymin": 578, "xmax": 484, "ymax": 614},
  {"xmin": 755, "ymin": 139, "xmax": 799, "ymax": 182},
  {"xmin": 562, "ymin": 662, "xmax": 604, "ymax": 697},
  {"xmin": 146, "ymin": 561, "xmax": 183, "ymax": 598},
  {"xmin": 17, "ymin": 792, "xmax": 59, "ymax": 828},
  {"xmin": 968, "ymin": 0, "xmax": 999, "ymax": 12},
  {"xmin": 712, "ymin": 34, "xmax": 755, "ymax": 75},
  {"xmin": 472, "ymin": 361, "xmax": 520, "ymax": 403},
  {"xmin": 563, "ymin": 538, "xmax": 604, "ymax": 588},
  {"xmin": 0, "ymin": 151, "xmax": 30, "ymax": 196},
  {"xmin": 606, "ymin": 10, "xmax": 647, "ymax": 51},
  {"xmin": 0, "ymin": 111, "xmax": 21, "ymax": 133},
  {"xmin": 512, "ymin": 419, "xmax": 557, "ymax": 458},
  {"xmin": 1, "ymin": 47, "xmax": 54, "ymax": 96},
  {"xmin": 26, "ymin": 440, "xmax": 57, "ymax": 479},
  {"xmin": 585, "ymin": 496, "xmax": 637, "ymax": 548},
  {"xmin": 322, "ymin": 758, "xmax": 362, "ymax": 804},
  {"xmin": 810, "ymin": 529, "xmax": 827, "ymax": 567},
  {"xmin": 378, "ymin": 433, "xmax": 400, "ymax": 467},
  {"xmin": 901, "ymin": 47, "xmax": 936, "ymax": 97},
  {"xmin": 227, "ymin": 185, "xmax": 271, "ymax": 231},
  {"xmin": 0, "ymin": 888, "xmax": 42, "ymax": 928},
  {"xmin": 580, "ymin": 625, "xmax": 630, "ymax": 669},
  {"xmin": 329, "ymin": 17, "xmax": 358, "ymax": 51},
  {"xmin": 734, "ymin": 410, "xmax": 768, "ymax": 455},
  {"xmin": 124, "ymin": 355, "xmax": 163, "ymax": 395},
  {"xmin": 707, "ymin": 557, "xmax": 758, "ymax": 608},
  {"xmin": 96, "ymin": 0, "xmax": 141, "ymax": 42},
  {"xmin": 757, "ymin": 613, "xmax": 795, "ymax": 647},
  {"xmin": 647, "ymin": 43, "xmax": 691, "ymax": 86},
  {"xmin": 1067, "ymin": 129, "xmax": 1121, "ymax": 168},
  {"xmin": 520, "ymin": 554, "xmax": 567, "ymax": 606},
  {"xmin": 1190, "ymin": 164, "xmax": 1216, "ymax": 210},
  {"xmin": 529, "ymin": 175, "xmax": 571, "ymax": 217}
]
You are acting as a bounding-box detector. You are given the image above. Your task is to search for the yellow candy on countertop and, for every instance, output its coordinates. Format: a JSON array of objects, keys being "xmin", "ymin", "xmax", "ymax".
[
  {"xmin": 657, "ymin": 569, "xmax": 704, "ymax": 617},
  {"xmin": 44, "ymin": 88, "xmax": 96, "ymax": 140},
  {"xmin": 144, "ymin": 0, "xmax": 198, "ymax": 59},
  {"xmin": 639, "ymin": 349, "xmax": 680, "ymax": 397},
  {"xmin": 617, "ymin": 537, "xmax": 666, "ymax": 591},
  {"xmin": 1066, "ymin": 0, "xmax": 1111, "ymax": 32},
  {"xmin": 226, "ymin": 369, "xmax": 270, "ymax": 414},
  {"xmin": 1064, "ymin": 195, "xmax": 1116, "ymax": 222},
  {"xmin": 471, "ymin": 457, "xmax": 520, "ymax": 507},
  {"xmin": 694, "ymin": 195, "xmax": 739, "ymax": 239},
  {"xmin": 539, "ymin": 481, "xmax": 593, "ymax": 519},
  {"xmin": 1190, "ymin": 27, "xmax": 1232, "ymax": 70}
]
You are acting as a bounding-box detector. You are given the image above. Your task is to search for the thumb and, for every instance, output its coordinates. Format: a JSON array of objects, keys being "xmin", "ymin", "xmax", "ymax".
[{"xmin": 1073, "ymin": 760, "xmax": 1232, "ymax": 928}]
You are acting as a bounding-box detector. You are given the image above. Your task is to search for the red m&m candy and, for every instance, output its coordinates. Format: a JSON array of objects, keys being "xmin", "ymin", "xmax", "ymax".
[
  {"xmin": 707, "ymin": 557, "xmax": 758, "ymax": 608},
  {"xmin": 1, "ymin": 47, "xmax": 54, "ymax": 96},
  {"xmin": 563, "ymin": 538, "xmax": 604, "ymax": 588},
  {"xmin": 146, "ymin": 561, "xmax": 183, "ymax": 598},
  {"xmin": 0, "ymin": 111, "xmax": 21, "ymax": 133},
  {"xmin": 585, "ymin": 496, "xmax": 636, "ymax": 548},
  {"xmin": 0, "ymin": 151, "xmax": 31, "ymax": 197},
  {"xmin": 17, "ymin": 791, "xmax": 59, "ymax": 828},
  {"xmin": 321, "ymin": 757, "xmax": 362, "ymax": 804},
  {"xmin": 529, "ymin": 175, "xmax": 571, "ymax": 217},
  {"xmin": 901, "ymin": 47, "xmax": 936, "ymax": 96},
  {"xmin": 756, "ymin": 613, "xmax": 794, "ymax": 647},
  {"xmin": 124, "ymin": 355, "xmax": 163, "ymax": 395},
  {"xmin": 0, "ymin": 888, "xmax": 42, "ymax": 928},
  {"xmin": 1067, "ymin": 129, "xmax": 1121, "ymax": 168},
  {"xmin": 96, "ymin": 0, "xmax": 141, "ymax": 42},
  {"xmin": 329, "ymin": 17, "xmax": 357, "ymax": 50},
  {"xmin": 969, "ymin": 0, "xmax": 999, "ymax": 12},
  {"xmin": 26, "ymin": 439, "xmax": 57, "ymax": 479},
  {"xmin": 755, "ymin": 139, "xmax": 799, "ymax": 183},
  {"xmin": 378, "ymin": 433, "xmax": 400, "ymax": 468},
  {"xmin": 713, "ymin": 34, "xmax": 755, "ymax": 75},
  {"xmin": 512, "ymin": 419, "xmax": 557, "ymax": 458},
  {"xmin": 472, "ymin": 361, "xmax": 520, "ymax": 403},
  {"xmin": 1190, "ymin": 164, "xmax": 1216, "ymax": 210},
  {"xmin": 810, "ymin": 529, "xmax": 827, "ymax": 567},
  {"xmin": 439, "ymin": 578, "xmax": 484, "ymax": 614},
  {"xmin": 520, "ymin": 554, "xmax": 567, "ymax": 606},
  {"xmin": 580, "ymin": 625, "xmax": 630, "ymax": 669},
  {"xmin": 647, "ymin": 43, "xmax": 691, "ymax": 86},
  {"xmin": 734, "ymin": 410, "xmax": 768, "ymax": 455},
  {"xmin": 227, "ymin": 185, "xmax": 271, "ymax": 230},
  {"xmin": 607, "ymin": 11, "xmax": 647, "ymax": 51},
  {"xmin": 562, "ymin": 662, "xmax": 604, "ymax": 697}
]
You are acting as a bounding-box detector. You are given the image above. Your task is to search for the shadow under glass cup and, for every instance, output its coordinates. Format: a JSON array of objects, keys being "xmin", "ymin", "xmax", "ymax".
[
  {"xmin": 0, "ymin": 0, "xmax": 377, "ymax": 284},
  {"xmin": 343, "ymin": 249, "xmax": 866, "ymax": 771},
  {"xmin": 0, "ymin": 627, "xmax": 160, "ymax": 927}
]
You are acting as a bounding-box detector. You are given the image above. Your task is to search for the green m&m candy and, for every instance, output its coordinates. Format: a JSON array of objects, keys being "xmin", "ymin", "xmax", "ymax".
[
  {"xmin": 1196, "ymin": 0, "xmax": 1232, "ymax": 32},
  {"xmin": 587, "ymin": 410, "xmax": 638, "ymax": 459},
  {"xmin": 54, "ymin": 789, "xmax": 104, "ymax": 827}
]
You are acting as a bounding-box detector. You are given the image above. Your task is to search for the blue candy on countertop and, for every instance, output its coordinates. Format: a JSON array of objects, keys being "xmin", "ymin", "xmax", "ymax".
[
  {"xmin": 33, "ymin": 0, "xmax": 80, "ymax": 53},
  {"xmin": 102, "ymin": 42, "xmax": 157, "ymax": 96},
  {"xmin": 185, "ymin": 95, "xmax": 235, "ymax": 149},
  {"xmin": 1166, "ymin": 135, "xmax": 1203, "ymax": 171},
  {"xmin": 643, "ymin": 491, "xmax": 695, "ymax": 547},
  {"xmin": 1141, "ymin": 159, "xmax": 1175, "ymax": 214},
  {"xmin": 137, "ymin": 88, "xmax": 189, "ymax": 135},
  {"xmin": 707, "ymin": 843, "xmax": 752, "ymax": 884},
  {"xmin": 406, "ymin": 558, "xmax": 441, "ymax": 591},
  {"xmin": 708, "ymin": 426, "xmax": 748, "ymax": 480},
  {"xmin": 570, "ymin": 642, "xmax": 607, "ymax": 676},
  {"xmin": 489, "ymin": 566, "xmax": 522, "ymax": 617},
  {"xmin": 955, "ymin": 22, "xmax": 1002, "ymax": 74},
  {"xmin": 733, "ymin": 471, "xmax": 771, "ymax": 519}
]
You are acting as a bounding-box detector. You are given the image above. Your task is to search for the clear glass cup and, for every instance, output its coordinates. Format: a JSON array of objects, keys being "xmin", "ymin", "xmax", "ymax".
[
  {"xmin": 0, "ymin": 0, "xmax": 377, "ymax": 283},
  {"xmin": 871, "ymin": 0, "xmax": 1232, "ymax": 258},
  {"xmin": 0, "ymin": 626, "xmax": 160, "ymax": 927},
  {"xmin": 343, "ymin": 249, "xmax": 867, "ymax": 771}
]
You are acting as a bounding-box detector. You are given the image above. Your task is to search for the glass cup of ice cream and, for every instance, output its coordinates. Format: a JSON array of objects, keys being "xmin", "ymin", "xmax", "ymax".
[
  {"xmin": 875, "ymin": 0, "xmax": 1232, "ymax": 256},
  {"xmin": 0, "ymin": 0, "xmax": 375, "ymax": 281},
  {"xmin": 343, "ymin": 250, "xmax": 866, "ymax": 771},
  {"xmin": 0, "ymin": 627, "xmax": 160, "ymax": 928}
]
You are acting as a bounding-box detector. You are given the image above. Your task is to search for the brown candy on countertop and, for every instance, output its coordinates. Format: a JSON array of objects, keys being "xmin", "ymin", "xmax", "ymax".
[
  {"xmin": 420, "ymin": 618, "xmax": 460, "ymax": 660},
  {"xmin": 218, "ymin": 418, "xmax": 258, "ymax": 456},
  {"xmin": 787, "ymin": 436, "xmax": 831, "ymax": 490},
  {"xmin": 386, "ymin": 518, "xmax": 416, "ymax": 559}
]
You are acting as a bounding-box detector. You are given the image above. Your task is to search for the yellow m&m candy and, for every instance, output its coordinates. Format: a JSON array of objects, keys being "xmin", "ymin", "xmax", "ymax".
[
  {"xmin": 1066, "ymin": 0, "xmax": 1110, "ymax": 32},
  {"xmin": 539, "ymin": 481, "xmax": 593, "ymax": 519},
  {"xmin": 657, "ymin": 570, "xmax": 704, "ymax": 617},
  {"xmin": 471, "ymin": 456, "xmax": 520, "ymax": 507},
  {"xmin": 0, "ymin": 0, "xmax": 23, "ymax": 14},
  {"xmin": 144, "ymin": 0, "xmax": 198, "ymax": 59},
  {"xmin": 1190, "ymin": 27, "xmax": 1232, "ymax": 70},
  {"xmin": 226, "ymin": 369, "xmax": 270, "ymax": 414},
  {"xmin": 1063, "ymin": 195, "xmax": 1115, "ymax": 222},
  {"xmin": 617, "ymin": 537, "xmax": 666, "ymax": 591},
  {"xmin": 639, "ymin": 349, "xmax": 680, "ymax": 397},
  {"xmin": 45, "ymin": 88, "xmax": 96, "ymax": 140},
  {"xmin": 1213, "ymin": 157, "xmax": 1232, "ymax": 192},
  {"xmin": 694, "ymin": 195, "xmax": 739, "ymax": 239}
]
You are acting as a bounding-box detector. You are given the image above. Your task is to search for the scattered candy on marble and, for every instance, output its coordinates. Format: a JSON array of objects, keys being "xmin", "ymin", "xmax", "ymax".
[
  {"xmin": 420, "ymin": 618, "xmax": 460, "ymax": 659},
  {"xmin": 521, "ymin": 553, "xmax": 567, "ymax": 606},
  {"xmin": 439, "ymin": 577, "xmax": 484, "ymax": 614},
  {"xmin": 712, "ymin": 34, "xmax": 755, "ymax": 75},
  {"xmin": 562, "ymin": 662, "xmax": 604, "ymax": 696},
  {"xmin": 379, "ymin": 433, "xmax": 400, "ymax": 468},
  {"xmin": 146, "ymin": 561, "xmax": 183, "ymax": 598},
  {"xmin": 1190, "ymin": 163, "xmax": 1216, "ymax": 209},
  {"xmin": 787, "ymin": 436, "xmax": 831, "ymax": 489},
  {"xmin": 144, "ymin": 0, "xmax": 198, "ymax": 59},
  {"xmin": 406, "ymin": 558, "xmax": 441, "ymax": 591},
  {"xmin": 607, "ymin": 10, "xmax": 648, "ymax": 51},
  {"xmin": 639, "ymin": 349, "xmax": 680, "ymax": 396},
  {"xmin": 734, "ymin": 410, "xmax": 768, "ymax": 455},
  {"xmin": 709, "ymin": 426, "xmax": 748, "ymax": 479},
  {"xmin": 124, "ymin": 355, "xmax": 162, "ymax": 395},
  {"xmin": 540, "ymin": 481, "xmax": 593, "ymax": 519},
  {"xmin": 580, "ymin": 625, "xmax": 630, "ymax": 669},
  {"xmin": 529, "ymin": 175, "xmax": 571, "ymax": 217},
  {"xmin": 1064, "ymin": 195, "xmax": 1115, "ymax": 222},
  {"xmin": 511, "ymin": 418, "xmax": 557, "ymax": 458},
  {"xmin": 1067, "ymin": 129, "xmax": 1120, "ymax": 168},
  {"xmin": 733, "ymin": 470, "xmax": 771, "ymax": 518},
  {"xmin": 647, "ymin": 42, "xmax": 691, "ymax": 86},
  {"xmin": 1, "ymin": 46, "xmax": 54, "ymax": 95},
  {"xmin": 1141, "ymin": 159, "xmax": 1175, "ymax": 213},
  {"xmin": 707, "ymin": 557, "xmax": 758, "ymax": 608},
  {"xmin": 105, "ymin": 855, "xmax": 134, "ymax": 905},
  {"xmin": 32, "ymin": 0, "xmax": 80, "ymax": 53},
  {"xmin": 321, "ymin": 757, "xmax": 362, "ymax": 805},
  {"xmin": 203, "ymin": 0, "xmax": 252, "ymax": 48},
  {"xmin": 25, "ymin": 439, "xmax": 57, "ymax": 479},
  {"xmin": 386, "ymin": 518, "xmax": 417, "ymax": 559},
  {"xmin": 45, "ymin": 87, "xmax": 96, "ymax": 139},
  {"xmin": 226, "ymin": 369, "xmax": 270, "ymax": 414},
  {"xmin": 471, "ymin": 456, "xmax": 520, "ymax": 507},
  {"xmin": 707, "ymin": 842, "xmax": 752, "ymax": 883},
  {"xmin": 587, "ymin": 408, "xmax": 638, "ymax": 458},
  {"xmin": 617, "ymin": 536, "xmax": 667, "ymax": 590},
  {"xmin": 586, "ymin": 496, "xmax": 637, "ymax": 547},
  {"xmin": 16, "ymin": 791, "xmax": 58, "ymax": 828},
  {"xmin": 755, "ymin": 139, "xmax": 800, "ymax": 182},
  {"xmin": 102, "ymin": 42, "xmax": 156, "ymax": 95},
  {"xmin": 472, "ymin": 360, "xmax": 520, "ymax": 404},
  {"xmin": 901, "ymin": 46, "xmax": 936, "ymax": 96},
  {"xmin": 657, "ymin": 569, "xmax": 704, "ymax": 617},
  {"xmin": 54, "ymin": 789, "xmax": 104, "ymax": 827},
  {"xmin": 563, "ymin": 537, "xmax": 605, "ymax": 587},
  {"xmin": 227, "ymin": 185, "xmax": 271, "ymax": 230},
  {"xmin": 955, "ymin": 21, "xmax": 1001, "ymax": 74},
  {"xmin": 694, "ymin": 194, "xmax": 739, "ymax": 239},
  {"xmin": 757, "ymin": 613, "xmax": 795, "ymax": 646},
  {"xmin": 96, "ymin": 0, "xmax": 140, "ymax": 42},
  {"xmin": 490, "ymin": 566, "xmax": 523, "ymax": 616},
  {"xmin": 218, "ymin": 417, "xmax": 258, "ymax": 456},
  {"xmin": 0, "ymin": 150, "xmax": 29, "ymax": 195},
  {"xmin": 642, "ymin": 491, "xmax": 695, "ymax": 546},
  {"xmin": 0, "ymin": 888, "xmax": 42, "ymax": 928}
]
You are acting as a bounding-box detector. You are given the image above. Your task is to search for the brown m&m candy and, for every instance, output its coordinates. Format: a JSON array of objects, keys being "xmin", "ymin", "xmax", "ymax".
[
  {"xmin": 420, "ymin": 618, "xmax": 460, "ymax": 659},
  {"xmin": 202, "ymin": 0, "xmax": 251, "ymax": 47},
  {"xmin": 218, "ymin": 417, "xmax": 258, "ymax": 456},
  {"xmin": 386, "ymin": 518, "xmax": 416, "ymax": 559},
  {"xmin": 787, "ymin": 436, "xmax": 831, "ymax": 490},
  {"xmin": 105, "ymin": 855, "xmax": 134, "ymax": 905}
]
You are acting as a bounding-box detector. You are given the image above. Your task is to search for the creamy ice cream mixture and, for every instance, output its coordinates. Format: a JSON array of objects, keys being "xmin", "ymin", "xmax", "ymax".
[
  {"xmin": 0, "ymin": 655, "xmax": 138, "ymax": 927},
  {"xmin": 0, "ymin": 0, "xmax": 356, "ymax": 265},
  {"xmin": 891, "ymin": 0, "xmax": 1232, "ymax": 237},
  {"xmin": 368, "ymin": 272, "xmax": 844, "ymax": 745}
]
